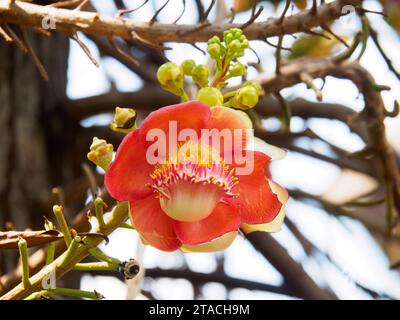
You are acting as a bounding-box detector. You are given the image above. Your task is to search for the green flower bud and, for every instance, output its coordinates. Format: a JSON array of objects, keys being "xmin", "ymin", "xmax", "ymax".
[
  {"xmin": 157, "ymin": 62, "xmax": 182, "ymax": 85},
  {"xmin": 192, "ymin": 64, "xmax": 210, "ymax": 88},
  {"xmin": 157, "ymin": 62, "xmax": 184, "ymax": 96},
  {"xmin": 224, "ymin": 32, "xmax": 233, "ymax": 45},
  {"xmin": 197, "ymin": 87, "xmax": 224, "ymax": 107},
  {"xmin": 87, "ymin": 137, "xmax": 114, "ymax": 171},
  {"xmin": 227, "ymin": 39, "xmax": 242, "ymax": 56},
  {"xmin": 231, "ymin": 83, "xmax": 261, "ymax": 110},
  {"xmin": 207, "ymin": 43, "xmax": 221, "ymax": 59},
  {"xmin": 229, "ymin": 62, "xmax": 246, "ymax": 77},
  {"xmin": 181, "ymin": 59, "xmax": 196, "ymax": 76},
  {"xmin": 110, "ymin": 107, "xmax": 137, "ymax": 133},
  {"xmin": 208, "ymin": 35, "xmax": 221, "ymax": 45}
]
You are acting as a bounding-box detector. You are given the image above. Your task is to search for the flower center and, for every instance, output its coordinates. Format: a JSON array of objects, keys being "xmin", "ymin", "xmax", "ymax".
[{"xmin": 149, "ymin": 141, "xmax": 238, "ymax": 222}]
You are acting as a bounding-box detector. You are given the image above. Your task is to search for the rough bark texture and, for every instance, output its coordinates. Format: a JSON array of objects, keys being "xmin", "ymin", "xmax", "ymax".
[{"xmin": 0, "ymin": 27, "xmax": 69, "ymax": 274}]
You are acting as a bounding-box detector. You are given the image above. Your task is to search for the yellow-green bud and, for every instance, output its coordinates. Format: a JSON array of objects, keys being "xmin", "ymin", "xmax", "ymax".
[
  {"xmin": 229, "ymin": 62, "xmax": 246, "ymax": 77},
  {"xmin": 44, "ymin": 217, "xmax": 54, "ymax": 231},
  {"xmin": 207, "ymin": 43, "xmax": 221, "ymax": 59},
  {"xmin": 181, "ymin": 59, "xmax": 196, "ymax": 76},
  {"xmin": 197, "ymin": 87, "xmax": 224, "ymax": 107},
  {"xmin": 224, "ymin": 28, "xmax": 243, "ymax": 44},
  {"xmin": 157, "ymin": 62, "xmax": 182, "ymax": 86},
  {"xmin": 157, "ymin": 62, "xmax": 184, "ymax": 96},
  {"xmin": 192, "ymin": 64, "xmax": 210, "ymax": 88},
  {"xmin": 110, "ymin": 107, "xmax": 137, "ymax": 133},
  {"xmin": 208, "ymin": 35, "xmax": 221, "ymax": 45},
  {"xmin": 228, "ymin": 39, "xmax": 242, "ymax": 54},
  {"xmin": 231, "ymin": 84, "xmax": 260, "ymax": 110},
  {"xmin": 87, "ymin": 137, "xmax": 113, "ymax": 171}
]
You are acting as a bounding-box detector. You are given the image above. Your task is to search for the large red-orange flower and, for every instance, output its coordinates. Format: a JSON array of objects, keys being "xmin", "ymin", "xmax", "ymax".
[{"xmin": 105, "ymin": 101, "xmax": 288, "ymax": 252}]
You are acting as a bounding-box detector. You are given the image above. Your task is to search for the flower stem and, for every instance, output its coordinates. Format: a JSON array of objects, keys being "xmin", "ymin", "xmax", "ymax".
[
  {"xmin": 25, "ymin": 288, "xmax": 104, "ymax": 300},
  {"xmin": 58, "ymin": 236, "xmax": 82, "ymax": 270},
  {"xmin": 120, "ymin": 222, "xmax": 135, "ymax": 230},
  {"xmin": 74, "ymin": 261, "xmax": 117, "ymax": 271},
  {"xmin": 44, "ymin": 217, "xmax": 55, "ymax": 265},
  {"xmin": 18, "ymin": 238, "xmax": 30, "ymax": 289},
  {"xmin": 46, "ymin": 288, "xmax": 104, "ymax": 300},
  {"xmin": 53, "ymin": 205, "xmax": 72, "ymax": 246},
  {"xmin": 88, "ymin": 248, "xmax": 121, "ymax": 267},
  {"xmin": 94, "ymin": 197, "xmax": 106, "ymax": 230},
  {"xmin": 1, "ymin": 202, "xmax": 129, "ymax": 300}
]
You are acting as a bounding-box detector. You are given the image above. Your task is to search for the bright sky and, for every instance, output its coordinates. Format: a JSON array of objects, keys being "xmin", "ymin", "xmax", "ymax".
[{"xmin": 68, "ymin": 0, "xmax": 400, "ymax": 299}]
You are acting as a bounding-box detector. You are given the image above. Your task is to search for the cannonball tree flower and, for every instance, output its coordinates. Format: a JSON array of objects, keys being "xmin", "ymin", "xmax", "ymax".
[{"xmin": 105, "ymin": 101, "xmax": 288, "ymax": 252}]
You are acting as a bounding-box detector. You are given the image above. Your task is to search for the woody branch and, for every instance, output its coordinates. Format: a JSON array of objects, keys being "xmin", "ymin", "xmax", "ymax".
[{"xmin": 0, "ymin": 0, "xmax": 361, "ymax": 43}]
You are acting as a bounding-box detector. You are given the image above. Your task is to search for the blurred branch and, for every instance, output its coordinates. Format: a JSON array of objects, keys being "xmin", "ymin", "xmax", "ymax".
[
  {"xmin": 0, "ymin": 0, "xmax": 361, "ymax": 43},
  {"xmin": 144, "ymin": 268, "xmax": 297, "ymax": 298},
  {"xmin": 255, "ymin": 58, "xmax": 400, "ymax": 219},
  {"xmin": 246, "ymin": 232, "xmax": 337, "ymax": 300}
]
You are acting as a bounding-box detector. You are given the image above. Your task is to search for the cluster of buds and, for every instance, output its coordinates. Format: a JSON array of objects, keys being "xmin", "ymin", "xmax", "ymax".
[{"xmin": 156, "ymin": 28, "xmax": 261, "ymax": 110}]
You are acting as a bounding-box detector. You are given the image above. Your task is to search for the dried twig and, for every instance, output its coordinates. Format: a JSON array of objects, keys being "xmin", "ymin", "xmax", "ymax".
[
  {"xmin": 69, "ymin": 31, "xmax": 99, "ymax": 67},
  {"xmin": 174, "ymin": 0, "xmax": 186, "ymax": 24},
  {"xmin": 149, "ymin": 0, "xmax": 170, "ymax": 25},
  {"xmin": 20, "ymin": 27, "xmax": 48, "ymax": 81},
  {"xmin": 108, "ymin": 36, "xmax": 139, "ymax": 67},
  {"xmin": 0, "ymin": 24, "xmax": 12, "ymax": 42}
]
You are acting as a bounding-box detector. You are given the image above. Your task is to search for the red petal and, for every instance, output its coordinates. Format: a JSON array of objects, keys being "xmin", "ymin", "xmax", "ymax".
[
  {"xmin": 130, "ymin": 196, "xmax": 181, "ymax": 251},
  {"xmin": 231, "ymin": 151, "xmax": 283, "ymax": 224},
  {"xmin": 139, "ymin": 101, "xmax": 211, "ymax": 146},
  {"xmin": 204, "ymin": 107, "xmax": 253, "ymax": 154},
  {"xmin": 173, "ymin": 202, "xmax": 240, "ymax": 245},
  {"xmin": 105, "ymin": 130, "xmax": 153, "ymax": 201}
]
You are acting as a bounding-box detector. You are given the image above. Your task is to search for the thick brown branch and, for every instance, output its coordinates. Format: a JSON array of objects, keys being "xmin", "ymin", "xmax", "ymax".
[{"xmin": 0, "ymin": 0, "xmax": 361, "ymax": 43}]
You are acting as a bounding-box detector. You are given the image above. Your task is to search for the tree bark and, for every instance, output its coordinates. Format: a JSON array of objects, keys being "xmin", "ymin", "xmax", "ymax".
[{"xmin": 0, "ymin": 27, "xmax": 69, "ymax": 275}]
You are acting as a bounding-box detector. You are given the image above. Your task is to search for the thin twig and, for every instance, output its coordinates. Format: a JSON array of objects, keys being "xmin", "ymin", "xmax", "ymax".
[
  {"xmin": 279, "ymin": 0, "xmax": 292, "ymax": 24},
  {"xmin": 108, "ymin": 36, "xmax": 139, "ymax": 67},
  {"xmin": 201, "ymin": 0, "xmax": 216, "ymax": 22},
  {"xmin": 369, "ymin": 23, "xmax": 400, "ymax": 81},
  {"xmin": 322, "ymin": 23, "xmax": 349, "ymax": 47},
  {"xmin": 117, "ymin": 0, "xmax": 149, "ymax": 16},
  {"xmin": 149, "ymin": 0, "xmax": 170, "ymax": 25},
  {"xmin": 3, "ymin": 24, "xmax": 27, "ymax": 52},
  {"xmin": 70, "ymin": 31, "xmax": 99, "ymax": 67},
  {"xmin": 241, "ymin": 5, "xmax": 264, "ymax": 30},
  {"xmin": 174, "ymin": 0, "xmax": 186, "ymax": 24},
  {"xmin": 20, "ymin": 27, "xmax": 48, "ymax": 81},
  {"xmin": 0, "ymin": 24, "xmax": 12, "ymax": 42}
]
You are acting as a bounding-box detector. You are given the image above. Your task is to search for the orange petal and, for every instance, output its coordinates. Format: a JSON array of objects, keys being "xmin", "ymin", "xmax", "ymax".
[
  {"xmin": 105, "ymin": 130, "xmax": 154, "ymax": 201},
  {"xmin": 181, "ymin": 231, "xmax": 238, "ymax": 253},
  {"xmin": 139, "ymin": 101, "xmax": 211, "ymax": 146},
  {"xmin": 130, "ymin": 196, "xmax": 181, "ymax": 251},
  {"xmin": 204, "ymin": 106, "xmax": 253, "ymax": 153},
  {"xmin": 241, "ymin": 180, "xmax": 289, "ymax": 233},
  {"xmin": 232, "ymin": 151, "xmax": 283, "ymax": 224},
  {"xmin": 173, "ymin": 202, "xmax": 240, "ymax": 246}
]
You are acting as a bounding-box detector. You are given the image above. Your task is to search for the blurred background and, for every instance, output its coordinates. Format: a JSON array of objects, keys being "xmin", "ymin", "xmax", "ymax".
[{"xmin": 1, "ymin": 0, "xmax": 400, "ymax": 300}]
